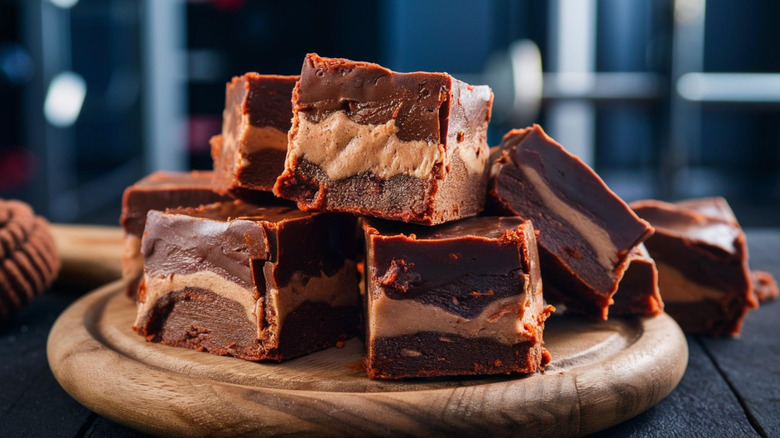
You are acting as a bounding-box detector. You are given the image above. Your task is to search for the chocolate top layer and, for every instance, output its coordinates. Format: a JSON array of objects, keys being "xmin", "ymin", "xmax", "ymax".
[
  {"xmin": 295, "ymin": 53, "xmax": 491, "ymax": 144},
  {"xmin": 675, "ymin": 197, "xmax": 738, "ymax": 225},
  {"xmin": 226, "ymin": 73, "xmax": 298, "ymax": 131},
  {"xmin": 148, "ymin": 200, "xmax": 351, "ymax": 289},
  {"xmin": 172, "ymin": 200, "xmax": 310, "ymax": 223},
  {"xmin": 364, "ymin": 217, "xmax": 532, "ymax": 318},
  {"xmin": 121, "ymin": 171, "xmax": 230, "ymax": 236},
  {"xmin": 366, "ymin": 216, "xmax": 529, "ymax": 241},
  {"xmin": 630, "ymin": 200, "xmax": 740, "ymax": 255},
  {"xmin": 143, "ymin": 208, "xmax": 268, "ymax": 288}
]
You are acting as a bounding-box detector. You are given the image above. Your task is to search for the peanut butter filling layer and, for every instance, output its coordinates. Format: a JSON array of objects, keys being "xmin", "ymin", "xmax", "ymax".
[
  {"xmin": 292, "ymin": 111, "xmax": 441, "ymax": 181},
  {"xmin": 239, "ymin": 122, "xmax": 289, "ymax": 153},
  {"xmin": 137, "ymin": 271, "xmax": 258, "ymax": 330},
  {"xmin": 370, "ymin": 273, "xmax": 544, "ymax": 346},
  {"xmin": 656, "ymin": 261, "xmax": 725, "ymax": 303},
  {"xmin": 121, "ymin": 234, "xmax": 143, "ymax": 285},
  {"xmin": 138, "ymin": 261, "xmax": 359, "ymax": 342},
  {"xmin": 519, "ymin": 163, "xmax": 619, "ymax": 272}
]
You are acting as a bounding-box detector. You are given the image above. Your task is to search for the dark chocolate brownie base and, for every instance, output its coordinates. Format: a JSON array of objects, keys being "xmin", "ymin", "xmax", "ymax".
[
  {"xmin": 239, "ymin": 148, "xmax": 289, "ymax": 191},
  {"xmin": 135, "ymin": 287, "xmax": 262, "ymax": 360},
  {"xmin": 367, "ymin": 332, "xmax": 549, "ymax": 380},
  {"xmin": 664, "ymin": 298, "xmax": 748, "ymax": 336},
  {"xmin": 136, "ymin": 287, "xmax": 360, "ymax": 362},
  {"xmin": 267, "ymin": 301, "xmax": 360, "ymax": 360},
  {"xmin": 276, "ymin": 158, "xmax": 434, "ymax": 222}
]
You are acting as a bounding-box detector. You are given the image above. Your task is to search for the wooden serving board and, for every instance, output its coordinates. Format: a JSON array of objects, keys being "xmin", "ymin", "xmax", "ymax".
[
  {"xmin": 48, "ymin": 279, "xmax": 688, "ymax": 438},
  {"xmin": 50, "ymin": 224, "xmax": 125, "ymax": 288}
]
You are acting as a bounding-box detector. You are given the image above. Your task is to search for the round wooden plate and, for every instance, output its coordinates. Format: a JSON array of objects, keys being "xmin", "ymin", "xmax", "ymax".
[{"xmin": 48, "ymin": 280, "xmax": 687, "ymax": 437}]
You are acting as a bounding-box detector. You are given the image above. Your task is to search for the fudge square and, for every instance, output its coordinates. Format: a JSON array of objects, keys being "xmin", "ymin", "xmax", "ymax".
[
  {"xmin": 631, "ymin": 198, "xmax": 756, "ymax": 336},
  {"xmin": 274, "ymin": 53, "xmax": 494, "ymax": 226},
  {"xmin": 676, "ymin": 197, "xmax": 776, "ymax": 303},
  {"xmin": 362, "ymin": 216, "xmax": 553, "ymax": 379},
  {"xmin": 134, "ymin": 200, "xmax": 361, "ymax": 361},
  {"xmin": 120, "ymin": 171, "xmax": 229, "ymax": 299},
  {"xmin": 212, "ymin": 73, "xmax": 299, "ymax": 195},
  {"xmin": 610, "ymin": 244, "xmax": 664, "ymax": 316},
  {"xmin": 487, "ymin": 125, "xmax": 654, "ymax": 320}
]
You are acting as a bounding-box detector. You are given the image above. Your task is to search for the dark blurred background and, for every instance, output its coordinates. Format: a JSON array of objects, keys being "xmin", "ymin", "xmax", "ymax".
[{"xmin": 0, "ymin": 0, "xmax": 778, "ymax": 226}]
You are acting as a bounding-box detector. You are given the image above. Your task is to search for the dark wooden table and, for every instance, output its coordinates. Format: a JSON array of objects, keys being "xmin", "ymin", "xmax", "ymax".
[{"xmin": 1, "ymin": 230, "xmax": 778, "ymax": 438}]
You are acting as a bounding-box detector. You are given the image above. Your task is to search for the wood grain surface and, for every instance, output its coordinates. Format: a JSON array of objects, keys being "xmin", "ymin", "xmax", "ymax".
[
  {"xmin": 47, "ymin": 280, "xmax": 688, "ymax": 438},
  {"xmin": 50, "ymin": 224, "xmax": 124, "ymax": 288}
]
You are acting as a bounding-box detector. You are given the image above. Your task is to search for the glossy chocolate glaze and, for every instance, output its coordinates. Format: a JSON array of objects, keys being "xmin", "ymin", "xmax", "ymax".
[
  {"xmin": 143, "ymin": 206, "xmax": 269, "ymax": 288},
  {"xmin": 297, "ymin": 54, "xmax": 452, "ymax": 144},
  {"xmin": 153, "ymin": 200, "xmax": 349, "ymax": 288},
  {"xmin": 488, "ymin": 125, "xmax": 653, "ymax": 319},
  {"xmin": 120, "ymin": 171, "xmax": 229, "ymax": 236},
  {"xmin": 631, "ymin": 200, "xmax": 740, "ymax": 256},
  {"xmin": 676, "ymin": 197, "xmax": 738, "ymax": 225},
  {"xmin": 631, "ymin": 199, "xmax": 755, "ymax": 336},
  {"xmin": 229, "ymin": 73, "xmax": 298, "ymax": 131},
  {"xmin": 365, "ymin": 217, "xmax": 529, "ymax": 318}
]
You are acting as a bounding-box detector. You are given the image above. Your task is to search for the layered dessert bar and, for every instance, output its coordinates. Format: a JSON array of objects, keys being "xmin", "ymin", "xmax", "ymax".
[
  {"xmin": 678, "ymin": 196, "xmax": 777, "ymax": 303},
  {"xmin": 274, "ymin": 53, "xmax": 494, "ymax": 225},
  {"xmin": 362, "ymin": 217, "xmax": 553, "ymax": 379},
  {"xmin": 488, "ymin": 125, "xmax": 654, "ymax": 320},
  {"xmin": 212, "ymin": 74, "xmax": 299, "ymax": 195},
  {"xmin": 134, "ymin": 201, "xmax": 360, "ymax": 361},
  {"xmin": 120, "ymin": 171, "xmax": 229, "ymax": 298},
  {"xmin": 631, "ymin": 198, "xmax": 757, "ymax": 336},
  {"xmin": 610, "ymin": 244, "xmax": 664, "ymax": 316}
]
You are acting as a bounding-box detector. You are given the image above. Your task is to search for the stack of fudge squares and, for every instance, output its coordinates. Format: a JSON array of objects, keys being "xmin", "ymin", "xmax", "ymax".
[{"xmin": 121, "ymin": 53, "xmax": 776, "ymax": 380}]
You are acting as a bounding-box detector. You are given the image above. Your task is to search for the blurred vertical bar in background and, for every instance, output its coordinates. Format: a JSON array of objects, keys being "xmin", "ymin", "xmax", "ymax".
[
  {"xmin": 142, "ymin": 0, "xmax": 186, "ymax": 173},
  {"xmin": 546, "ymin": 0, "xmax": 597, "ymax": 166},
  {"xmin": 667, "ymin": 0, "xmax": 705, "ymax": 199}
]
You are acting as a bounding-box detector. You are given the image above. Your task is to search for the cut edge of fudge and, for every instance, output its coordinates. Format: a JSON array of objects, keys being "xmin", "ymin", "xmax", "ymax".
[
  {"xmin": 362, "ymin": 216, "xmax": 553, "ymax": 379},
  {"xmin": 487, "ymin": 124, "xmax": 654, "ymax": 320},
  {"xmin": 631, "ymin": 198, "xmax": 755, "ymax": 336},
  {"xmin": 212, "ymin": 73, "xmax": 299, "ymax": 195},
  {"xmin": 119, "ymin": 170, "xmax": 230, "ymax": 299},
  {"xmin": 133, "ymin": 200, "xmax": 361, "ymax": 361},
  {"xmin": 274, "ymin": 53, "xmax": 494, "ymax": 226},
  {"xmin": 610, "ymin": 243, "xmax": 664, "ymax": 316}
]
